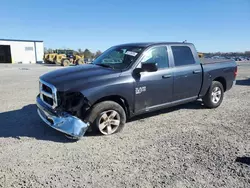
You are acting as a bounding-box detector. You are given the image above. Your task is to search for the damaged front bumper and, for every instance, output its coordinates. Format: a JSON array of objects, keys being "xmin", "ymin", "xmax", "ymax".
[{"xmin": 36, "ymin": 96, "xmax": 89, "ymax": 139}]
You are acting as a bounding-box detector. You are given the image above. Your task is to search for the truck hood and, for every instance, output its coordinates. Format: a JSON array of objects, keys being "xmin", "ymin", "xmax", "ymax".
[{"xmin": 40, "ymin": 64, "xmax": 121, "ymax": 91}]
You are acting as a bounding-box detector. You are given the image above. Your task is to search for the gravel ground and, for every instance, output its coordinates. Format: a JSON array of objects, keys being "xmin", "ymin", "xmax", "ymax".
[{"xmin": 0, "ymin": 63, "xmax": 250, "ymax": 188}]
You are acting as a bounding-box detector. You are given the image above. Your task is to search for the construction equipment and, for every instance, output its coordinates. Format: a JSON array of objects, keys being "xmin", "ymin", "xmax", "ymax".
[
  {"xmin": 58, "ymin": 50, "xmax": 84, "ymax": 66},
  {"xmin": 43, "ymin": 52, "xmax": 58, "ymax": 64},
  {"xmin": 44, "ymin": 49, "xmax": 84, "ymax": 66},
  {"xmin": 198, "ymin": 53, "xmax": 204, "ymax": 58}
]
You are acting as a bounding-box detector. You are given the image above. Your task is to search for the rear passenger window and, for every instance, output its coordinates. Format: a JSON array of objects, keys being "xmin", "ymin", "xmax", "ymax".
[{"xmin": 171, "ymin": 46, "xmax": 196, "ymax": 66}]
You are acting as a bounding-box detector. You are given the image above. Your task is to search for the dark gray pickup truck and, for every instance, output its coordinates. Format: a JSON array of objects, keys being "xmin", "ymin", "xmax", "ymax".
[{"xmin": 37, "ymin": 42, "xmax": 237, "ymax": 139}]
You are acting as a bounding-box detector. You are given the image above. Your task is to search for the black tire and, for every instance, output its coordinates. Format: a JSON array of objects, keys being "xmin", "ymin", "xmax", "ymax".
[
  {"xmin": 76, "ymin": 59, "xmax": 84, "ymax": 65},
  {"xmin": 86, "ymin": 101, "xmax": 126, "ymax": 135},
  {"xmin": 61, "ymin": 59, "xmax": 70, "ymax": 66},
  {"xmin": 203, "ymin": 81, "xmax": 224, "ymax": 108}
]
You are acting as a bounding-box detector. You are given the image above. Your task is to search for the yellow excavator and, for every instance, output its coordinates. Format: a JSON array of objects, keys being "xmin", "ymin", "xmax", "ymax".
[{"xmin": 44, "ymin": 49, "xmax": 84, "ymax": 66}]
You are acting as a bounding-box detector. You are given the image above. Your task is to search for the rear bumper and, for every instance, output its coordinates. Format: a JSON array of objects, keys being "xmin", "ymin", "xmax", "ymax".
[
  {"xmin": 36, "ymin": 96, "xmax": 89, "ymax": 139},
  {"xmin": 233, "ymin": 80, "xmax": 236, "ymax": 86},
  {"xmin": 228, "ymin": 80, "xmax": 236, "ymax": 91}
]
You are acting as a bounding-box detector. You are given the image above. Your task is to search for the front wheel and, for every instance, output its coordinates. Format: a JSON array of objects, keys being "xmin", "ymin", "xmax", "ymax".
[
  {"xmin": 86, "ymin": 101, "xmax": 126, "ymax": 135},
  {"xmin": 203, "ymin": 81, "xmax": 224, "ymax": 108},
  {"xmin": 61, "ymin": 59, "xmax": 70, "ymax": 66}
]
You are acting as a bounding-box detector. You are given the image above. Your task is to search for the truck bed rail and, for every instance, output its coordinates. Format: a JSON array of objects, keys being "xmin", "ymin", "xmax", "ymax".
[{"xmin": 201, "ymin": 58, "xmax": 233, "ymax": 64}]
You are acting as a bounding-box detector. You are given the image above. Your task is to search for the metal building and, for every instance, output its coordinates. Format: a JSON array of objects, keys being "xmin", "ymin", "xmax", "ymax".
[{"xmin": 0, "ymin": 39, "xmax": 44, "ymax": 64}]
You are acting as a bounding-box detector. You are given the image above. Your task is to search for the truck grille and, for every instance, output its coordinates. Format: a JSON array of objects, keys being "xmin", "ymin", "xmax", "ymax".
[
  {"xmin": 43, "ymin": 95, "xmax": 53, "ymax": 106},
  {"xmin": 39, "ymin": 79, "xmax": 57, "ymax": 108},
  {"xmin": 42, "ymin": 84, "xmax": 52, "ymax": 93}
]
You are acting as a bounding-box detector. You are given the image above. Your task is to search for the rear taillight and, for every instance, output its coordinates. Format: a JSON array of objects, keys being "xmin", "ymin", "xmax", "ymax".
[{"xmin": 234, "ymin": 66, "xmax": 238, "ymax": 78}]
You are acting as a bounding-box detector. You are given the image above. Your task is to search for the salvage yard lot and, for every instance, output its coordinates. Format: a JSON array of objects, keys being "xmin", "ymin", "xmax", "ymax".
[{"xmin": 0, "ymin": 63, "xmax": 250, "ymax": 188}]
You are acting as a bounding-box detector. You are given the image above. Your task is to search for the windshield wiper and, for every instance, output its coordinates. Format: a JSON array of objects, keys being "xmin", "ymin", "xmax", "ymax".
[{"xmin": 95, "ymin": 64, "xmax": 113, "ymax": 69}]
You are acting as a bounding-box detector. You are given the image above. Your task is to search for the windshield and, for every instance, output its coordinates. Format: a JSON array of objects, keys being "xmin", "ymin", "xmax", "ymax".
[
  {"xmin": 57, "ymin": 50, "xmax": 66, "ymax": 54},
  {"xmin": 56, "ymin": 50, "xmax": 73, "ymax": 55},
  {"xmin": 92, "ymin": 45, "xmax": 144, "ymax": 70},
  {"xmin": 66, "ymin": 50, "xmax": 74, "ymax": 55}
]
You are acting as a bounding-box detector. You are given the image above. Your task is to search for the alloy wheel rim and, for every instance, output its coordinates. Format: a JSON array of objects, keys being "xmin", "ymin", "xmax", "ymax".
[
  {"xmin": 98, "ymin": 110, "xmax": 120, "ymax": 135},
  {"xmin": 211, "ymin": 86, "xmax": 222, "ymax": 104}
]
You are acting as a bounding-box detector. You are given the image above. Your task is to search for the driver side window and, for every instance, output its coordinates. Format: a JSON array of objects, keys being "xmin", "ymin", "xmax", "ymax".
[{"xmin": 141, "ymin": 46, "xmax": 169, "ymax": 69}]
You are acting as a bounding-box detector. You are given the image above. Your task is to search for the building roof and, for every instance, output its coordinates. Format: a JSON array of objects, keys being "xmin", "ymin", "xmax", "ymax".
[{"xmin": 0, "ymin": 38, "xmax": 43, "ymax": 42}]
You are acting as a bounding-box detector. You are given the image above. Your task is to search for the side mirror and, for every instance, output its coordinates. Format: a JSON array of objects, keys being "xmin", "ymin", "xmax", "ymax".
[
  {"xmin": 141, "ymin": 62, "xmax": 158, "ymax": 72},
  {"xmin": 132, "ymin": 62, "xmax": 158, "ymax": 78}
]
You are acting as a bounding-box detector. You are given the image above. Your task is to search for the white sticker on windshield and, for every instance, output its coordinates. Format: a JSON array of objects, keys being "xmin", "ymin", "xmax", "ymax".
[{"xmin": 125, "ymin": 51, "xmax": 138, "ymax": 57}]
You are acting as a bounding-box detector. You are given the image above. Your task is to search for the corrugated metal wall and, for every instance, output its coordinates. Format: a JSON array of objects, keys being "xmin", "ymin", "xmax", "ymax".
[{"xmin": 0, "ymin": 40, "xmax": 44, "ymax": 64}]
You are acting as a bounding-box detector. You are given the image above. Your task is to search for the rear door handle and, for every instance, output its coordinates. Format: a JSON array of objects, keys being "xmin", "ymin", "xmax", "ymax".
[
  {"xmin": 193, "ymin": 70, "xmax": 201, "ymax": 74},
  {"xmin": 162, "ymin": 74, "xmax": 172, "ymax": 79}
]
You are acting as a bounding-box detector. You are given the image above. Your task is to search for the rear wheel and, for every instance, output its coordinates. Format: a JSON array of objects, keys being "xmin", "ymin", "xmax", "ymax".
[
  {"xmin": 76, "ymin": 59, "xmax": 84, "ymax": 65},
  {"xmin": 86, "ymin": 101, "xmax": 126, "ymax": 135},
  {"xmin": 203, "ymin": 81, "xmax": 224, "ymax": 108}
]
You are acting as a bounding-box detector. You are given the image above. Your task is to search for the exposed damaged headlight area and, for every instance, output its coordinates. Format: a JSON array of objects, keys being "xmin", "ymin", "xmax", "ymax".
[
  {"xmin": 56, "ymin": 92, "xmax": 90, "ymax": 119},
  {"xmin": 37, "ymin": 96, "xmax": 90, "ymax": 139}
]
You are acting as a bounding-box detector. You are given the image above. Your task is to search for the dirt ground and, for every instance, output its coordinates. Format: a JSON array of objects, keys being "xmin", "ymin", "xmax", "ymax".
[{"xmin": 0, "ymin": 62, "xmax": 250, "ymax": 188}]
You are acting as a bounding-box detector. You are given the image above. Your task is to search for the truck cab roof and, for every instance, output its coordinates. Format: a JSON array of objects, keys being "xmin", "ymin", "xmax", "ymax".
[{"xmin": 116, "ymin": 42, "xmax": 193, "ymax": 48}]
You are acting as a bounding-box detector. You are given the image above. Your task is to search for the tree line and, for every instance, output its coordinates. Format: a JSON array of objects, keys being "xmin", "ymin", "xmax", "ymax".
[
  {"xmin": 44, "ymin": 48, "xmax": 102, "ymax": 59},
  {"xmin": 201, "ymin": 51, "xmax": 250, "ymax": 57},
  {"xmin": 45, "ymin": 47, "xmax": 250, "ymax": 59}
]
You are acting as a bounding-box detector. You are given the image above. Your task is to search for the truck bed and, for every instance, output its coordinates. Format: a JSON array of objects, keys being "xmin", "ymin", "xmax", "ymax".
[
  {"xmin": 201, "ymin": 58, "xmax": 232, "ymax": 64},
  {"xmin": 199, "ymin": 58, "xmax": 237, "ymax": 98}
]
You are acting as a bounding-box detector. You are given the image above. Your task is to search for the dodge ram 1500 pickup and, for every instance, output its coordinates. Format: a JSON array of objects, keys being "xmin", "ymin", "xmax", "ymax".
[{"xmin": 36, "ymin": 42, "xmax": 237, "ymax": 139}]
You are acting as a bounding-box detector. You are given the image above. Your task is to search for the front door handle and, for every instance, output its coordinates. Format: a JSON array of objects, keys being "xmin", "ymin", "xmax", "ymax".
[
  {"xmin": 193, "ymin": 70, "xmax": 201, "ymax": 74},
  {"xmin": 162, "ymin": 74, "xmax": 172, "ymax": 79}
]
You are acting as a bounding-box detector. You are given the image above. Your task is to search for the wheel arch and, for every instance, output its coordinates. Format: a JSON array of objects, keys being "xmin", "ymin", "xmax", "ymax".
[
  {"xmin": 213, "ymin": 77, "xmax": 227, "ymax": 91},
  {"xmin": 92, "ymin": 95, "xmax": 130, "ymax": 118}
]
